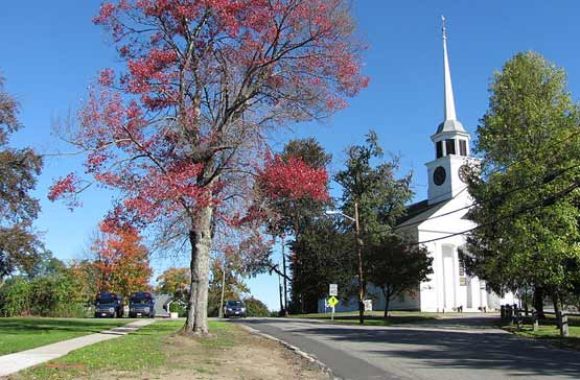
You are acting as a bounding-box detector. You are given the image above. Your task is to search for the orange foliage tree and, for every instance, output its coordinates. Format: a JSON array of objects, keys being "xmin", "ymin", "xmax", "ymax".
[
  {"xmin": 156, "ymin": 267, "xmax": 190, "ymax": 302},
  {"xmin": 92, "ymin": 221, "xmax": 152, "ymax": 299}
]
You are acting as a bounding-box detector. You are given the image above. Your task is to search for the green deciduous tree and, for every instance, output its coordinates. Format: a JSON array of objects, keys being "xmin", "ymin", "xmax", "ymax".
[
  {"xmin": 465, "ymin": 52, "xmax": 580, "ymax": 314},
  {"xmin": 289, "ymin": 218, "xmax": 355, "ymax": 313},
  {"xmin": 366, "ymin": 235, "xmax": 432, "ymax": 318},
  {"xmin": 0, "ymin": 76, "xmax": 43, "ymax": 284},
  {"xmin": 243, "ymin": 296, "xmax": 270, "ymax": 317}
]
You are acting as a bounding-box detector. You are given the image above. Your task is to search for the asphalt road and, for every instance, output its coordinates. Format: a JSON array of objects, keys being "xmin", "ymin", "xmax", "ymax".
[{"xmin": 239, "ymin": 316, "xmax": 580, "ymax": 380}]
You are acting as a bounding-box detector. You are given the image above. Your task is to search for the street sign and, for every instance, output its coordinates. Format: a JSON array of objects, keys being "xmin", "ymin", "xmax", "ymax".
[
  {"xmin": 329, "ymin": 283, "xmax": 338, "ymax": 296},
  {"xmin": 327, "ymin": 296, "xmax": 339, "ymax": 308},
  {"xmin": 364, "ymin": 299, "xmax": 373, "ymax": 312}
]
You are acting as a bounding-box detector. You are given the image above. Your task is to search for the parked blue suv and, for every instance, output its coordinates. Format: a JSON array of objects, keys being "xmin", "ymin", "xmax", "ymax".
[
  {"xmin": 129, "ymin": 291, "xmax": 155, "ymax": 318},
  {"xmin": 94, "ymin": 291, "xmax": 124, "ymax": 318}
]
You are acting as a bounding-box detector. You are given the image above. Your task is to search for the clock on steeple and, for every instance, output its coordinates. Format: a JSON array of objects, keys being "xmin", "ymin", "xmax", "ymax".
[{"xmin": 433, "ymin": 166, "xmax": 446, "ymax": 186}]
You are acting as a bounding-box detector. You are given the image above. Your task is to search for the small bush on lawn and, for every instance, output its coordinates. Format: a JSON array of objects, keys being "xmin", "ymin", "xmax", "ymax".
[
  {"xmin": 243, "ymin": 297, "xmax": 269, "ymax": 317},
  {"xmin": 169, "ymin": 301, "xmax": 187, "ymax": 317}
]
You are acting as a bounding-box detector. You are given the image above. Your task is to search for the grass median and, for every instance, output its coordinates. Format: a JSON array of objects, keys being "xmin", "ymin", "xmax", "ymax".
[
  {"xmin": 12, "ymin": 320, "xmax": 326, "ymax": 380},
  {"xmin": 0, "ymin": 318, "xmax": 134, "ymax": 355}
]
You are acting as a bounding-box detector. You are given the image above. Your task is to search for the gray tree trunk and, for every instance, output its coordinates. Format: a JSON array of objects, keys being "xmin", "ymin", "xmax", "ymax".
[
  {"xmin": 382, "ymin": 287, "xmax": 392, "ymax": 320},
  {"xmin": 184, "ymin": 205, "xmax": 213, "ymax": 335},
  {"xmin": 533, "ymin": 286, "xmax": 545, "ymax": 319}
]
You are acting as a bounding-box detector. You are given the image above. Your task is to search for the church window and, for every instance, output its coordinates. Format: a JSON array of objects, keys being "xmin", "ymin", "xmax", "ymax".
[
  {"xmin": 458, "ymin": 257, "xmax": 466, "ymax": 277},
  {"xmin": 436, "ymin": 141, "xmax": 443, "ymax": 158},
  {"xmin": 445, "ymin": 139, "xmax": 456, "ymax": 155},
  {"xmin": 459, "ymin": 140, "xmax": 467, "ymax": 156}
]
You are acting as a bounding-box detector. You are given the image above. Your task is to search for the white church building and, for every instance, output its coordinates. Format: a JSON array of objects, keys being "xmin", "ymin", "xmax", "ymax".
[{"xmin": 320, "ymin": 20, "xmax": 516, "ymax": 313}]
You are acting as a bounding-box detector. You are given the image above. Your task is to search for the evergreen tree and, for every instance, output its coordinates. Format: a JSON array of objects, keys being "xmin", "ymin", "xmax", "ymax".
[{"xmin": 335, "ymin": 131, "xmax": 414, "ymax": 323}]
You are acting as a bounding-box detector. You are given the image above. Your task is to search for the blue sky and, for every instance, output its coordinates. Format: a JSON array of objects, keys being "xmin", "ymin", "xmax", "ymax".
[{"xmin": 2, "ymin": 1, "xmax": 580, "ymax": 310}]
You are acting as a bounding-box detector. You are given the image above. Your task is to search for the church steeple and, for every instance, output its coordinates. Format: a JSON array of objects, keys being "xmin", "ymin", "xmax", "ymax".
[
  {"xmin": 426, "ymin": 16, "xmax": 472, "ymax": 205},
  {"xmin": 435, "ymin": 16, "xmax": 466, "ymax": 136},
  {"xmin": 442, "ymin": 16, "xmax": 457, "ymax": 122}
]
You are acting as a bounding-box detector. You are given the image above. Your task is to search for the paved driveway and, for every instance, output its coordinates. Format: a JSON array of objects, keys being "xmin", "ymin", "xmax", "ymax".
[{"xmin": 239, "ymin": 317, "xmax": 580, "ymax": 380}]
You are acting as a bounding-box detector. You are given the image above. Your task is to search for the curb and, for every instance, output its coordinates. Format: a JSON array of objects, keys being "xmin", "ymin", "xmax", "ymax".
[{"xmin": 238, "ymin": 324, "xmax": 342, "ymax": 380}]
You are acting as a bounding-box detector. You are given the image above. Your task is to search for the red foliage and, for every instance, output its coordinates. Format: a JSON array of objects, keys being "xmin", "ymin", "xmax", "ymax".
[
  {"xmin": 51, "ymin": 0, "xmax": 364, "ymax": 227},
  {"xmin": 49, "ymin": 1, "xmax": 366, "ymax": 329},
  {"xmin": 257, "ymin": 154, "xmax": 329, "ymax": 202}
]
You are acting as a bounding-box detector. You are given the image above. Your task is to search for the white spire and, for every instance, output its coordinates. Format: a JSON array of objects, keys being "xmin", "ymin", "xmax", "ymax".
[{"xmin": 442, "ymin": 15, "xmax": 457, "ymax": 121}]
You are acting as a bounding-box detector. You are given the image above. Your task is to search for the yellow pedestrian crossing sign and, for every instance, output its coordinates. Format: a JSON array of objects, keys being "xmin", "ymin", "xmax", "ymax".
[{"xmin": 327, "ymin": 296, "xmax": 339, "ymax": 308}]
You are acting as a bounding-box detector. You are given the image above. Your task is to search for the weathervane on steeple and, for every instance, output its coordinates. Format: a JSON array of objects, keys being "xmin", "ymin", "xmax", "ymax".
[{"xmin": 441, "ymin": 15, "xmax": 447, "ymax": 41}]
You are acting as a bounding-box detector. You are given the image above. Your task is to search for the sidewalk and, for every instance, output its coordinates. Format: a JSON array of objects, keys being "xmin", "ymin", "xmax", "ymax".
[{"xmin": 0, "ymin": 319, "xmax": 155, "ymax": 378}]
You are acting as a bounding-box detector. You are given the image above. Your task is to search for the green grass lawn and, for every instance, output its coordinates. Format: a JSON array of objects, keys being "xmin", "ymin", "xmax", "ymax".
[
  {"xmin": 14, "ymin": 321, "xmax": 235, "ymax": 380},
  {"xmin": 289, "ymin": 310, "xmax": 441, "ymax": 326},
  {"xmin": 0, "ymin": 318, "xmax": 134, "ymax": 355},
  {"xmin": 502, "ymin": 315, "xmax": 580, "ymax": 350}
]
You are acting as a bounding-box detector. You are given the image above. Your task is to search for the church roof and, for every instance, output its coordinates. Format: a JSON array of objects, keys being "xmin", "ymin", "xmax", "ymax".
[
  {"xmin": 397, "ymin": 198, "xmax": 449, "ymax": 229},
  {"xmin": 436, "ymin": 119, "xmax": 466, "ymax": 134}
]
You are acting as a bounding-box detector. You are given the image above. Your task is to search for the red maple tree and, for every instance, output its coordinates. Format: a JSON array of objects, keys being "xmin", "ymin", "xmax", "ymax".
[
  {"xmin": 49, "ymin": 0, "xmax": 367, "ymax": 334},
  {"xmin": 258, "ymin": 154, "xmax": 329, "ymax": 202}
]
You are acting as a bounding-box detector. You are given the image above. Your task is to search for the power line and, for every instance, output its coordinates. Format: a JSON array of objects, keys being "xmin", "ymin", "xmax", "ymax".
[
  {"xmin": 409, "ymin": 177, "xmax": 580, "ymax": 246},
  {"xmin": 398, "ymin": 161, "xmax": 580, "ymax": 231}
]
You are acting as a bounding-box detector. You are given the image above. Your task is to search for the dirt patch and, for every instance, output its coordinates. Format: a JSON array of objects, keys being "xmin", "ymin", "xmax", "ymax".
[{"xmin": 98, "ymin": 325, "xmax": 328, "ymax": 380}]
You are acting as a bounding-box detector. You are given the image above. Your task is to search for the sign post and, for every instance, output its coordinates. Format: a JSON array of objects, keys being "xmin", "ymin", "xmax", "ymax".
[
  {"xmin": 328, "ymin": 284, "xmax": 338, "ymax": 321},
  {"xmin": 327, "ymin": 296, "xmax": 339, "ymax": 321}
]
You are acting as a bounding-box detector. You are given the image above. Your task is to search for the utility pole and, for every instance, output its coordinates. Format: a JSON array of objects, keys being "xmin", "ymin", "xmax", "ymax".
[
  {"xmin": 278, "ymin": 268, "xmax": 284, "ymax": 315},
  {"xmin": 218, "ymin": 256, "xmax": 227, "ymax": 319},
  {"xmin": 354, "ymin": 201, "xmax": 365, "ymax": 325},
  {"xmin": 324, "ymin": 205, "xmax": 365, "ymax": 324},
  {"xmin": 282, "ymin": 235, "xmax": 289, "ymax": 315}
]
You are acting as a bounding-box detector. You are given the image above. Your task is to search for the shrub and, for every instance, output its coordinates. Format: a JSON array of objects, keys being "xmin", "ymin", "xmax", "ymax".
[
  {"xmin": 169, "ymin": 301, "xmax": 187, "ymax": 317},
  {"xmin": 243, "ymin": 297, "xmax": 269, "ymax": 317},
  {"xmin": 0, "ymin": 273, "xmax": 87, "ymax": 317},
  {"xmin": 0, "ymin": 277, "xmax": 32, "ymax": 316}
]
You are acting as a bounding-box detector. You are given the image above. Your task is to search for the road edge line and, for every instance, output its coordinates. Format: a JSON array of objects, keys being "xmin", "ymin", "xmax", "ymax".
[{"xmin": 238, "ymin": 324, "xmax": 342, "ymax": 380}]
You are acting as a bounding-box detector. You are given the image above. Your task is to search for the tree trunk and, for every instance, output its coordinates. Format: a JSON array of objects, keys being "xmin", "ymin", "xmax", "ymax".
[
  {"xmin": 184, "ymin": 205, "xmax": 213, "ymax": 335},
  {"xmin": 533, "ymin": 286, "xmax": 545, "ymax": 319},
  {"xmin": 218, "ymin": 257, "xmax": 226, "ymax": 319},
  {"xmin": 383, "ymin": 289, "xmax": 391, "ymax": 320},
  {"xmin": 278, "ymin": 272, "xmax": 284, "ymax": 314},
  {"xmin": 552, "ymin": 291, "xmax": 561, "ymax": 316}
]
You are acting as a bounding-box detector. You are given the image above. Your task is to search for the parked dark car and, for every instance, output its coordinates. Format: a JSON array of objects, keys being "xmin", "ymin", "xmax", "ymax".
[
  {"xmin": 223, "ymin": 300, "xmax": 246, "ymax": 318},
  {"xmin": 94, "ymin": 291, "xmax": 124, "ymax": 318},
  {"xmin": 129, "ymin": 291, "xmax": 155, "ymax": 318}
]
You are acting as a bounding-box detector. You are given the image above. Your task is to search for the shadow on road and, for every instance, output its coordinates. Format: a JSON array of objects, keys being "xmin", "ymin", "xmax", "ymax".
[{"xmin": 241, "ymin": 318, "xmax": 580, "ymax": 378}]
